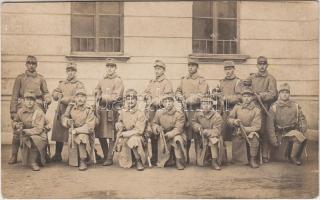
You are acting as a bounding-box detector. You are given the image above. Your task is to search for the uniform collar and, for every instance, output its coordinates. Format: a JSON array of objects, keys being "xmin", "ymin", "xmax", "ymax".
[
  {"xmin": 65, "ymin": 78, "xmax": 78, "ymax": 83},
  {"xmin": 256, "ymin": 71, "xmax": 268, "ymax": 77},
  {"xmin": 21, "ymin": 106, "xmax": 35, "ymax": 113},
  {"xmin": 277, "ymin": 99, "xmax": 293, "ymax": 107},
  {"xmin": 154, "ymin": 74, "xmax": 166, "ymax": 82},
  {"xmin": 104, "ymin": 73, "xmax": 118, "ymax": 79},
  {"xmin": 186, "ymin": 73, "xmax": 199, "ymax": 79},
  {"xmin": 241, "ymin": 101, "xmax": 256, "ymax": 110},
  {"xmin": 224, "ymin": 75, "xmax": 237, "ymax": 80},
  {"xmin": 164, "ymin": 107, "xmax": 177, "ymax": 115},
  {"xmin": 74, "ymin": 104, "xmax": 86, "ymax": 111},
  {"xmin": 199, "ymin": 110, "xmax": 216, "ymax": 119},
  {"xmin": 25, "ymin": 70, "xmax": 38, "ymax": 78},
  {"xmin": 126, "ymin": 105, "xmax": 139, "ymax": 114}
]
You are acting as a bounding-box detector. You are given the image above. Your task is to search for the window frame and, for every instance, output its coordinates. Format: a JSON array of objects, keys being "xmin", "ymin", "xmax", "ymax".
[{"xmin": 70, "ymin": 2, "xmax": 124, "ymax": 55}]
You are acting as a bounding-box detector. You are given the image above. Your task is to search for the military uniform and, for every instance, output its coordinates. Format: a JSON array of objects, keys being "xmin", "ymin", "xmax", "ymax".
[
  {"xmin": 247, "ymin": 56, "xmax": 277, "ymax": 162},
  {"xmin": 51, "ymin": 62, "xmax": 85, "ymax": 161},
  {"xmin": 267, "ymin": 83, "xmax": 307, "ymax": 165},
  {"xmin": 115, "ymin": 89, "xmax": 147, "ymax": 171},
  {"xmin": 144, "ymin": 60, "xmax": 174, "ymax": 165},
  {"xmin": 12, "ymin": 91, "xmax": 48, "ymax": 171},
  {"xmin": 9, "ymin": 56, "xmax": 52, "ymax": 164},
  {"xmin": 227, "ymin": 88, "xmax": 262, "ymax": 168},
  {"xmin": 152, "ymin": 95, "xmax": 187, "ymax": 170},
  {"xmin": 175, "ymin": 59, "xmax": 209, "ymax": 163},
  {"xmin": 191, "ymin": 97, "xmax": 226, "ymax": 170},
  {"xmin": 94, "ymin": 59, "xmax": 124, "ymax": 166},
  {"xmin": 61, "ymin": 89, "xmax": 96, "ymax": 170}
]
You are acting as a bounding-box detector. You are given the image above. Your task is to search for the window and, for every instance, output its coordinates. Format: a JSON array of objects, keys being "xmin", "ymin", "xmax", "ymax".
[
  {"xmin": 71, "ymin": 2, "xmax": 123, "ymax": 53},
  {"xmin": 192, "ymin": 1, "xmax": 238, "ymax": 54}
]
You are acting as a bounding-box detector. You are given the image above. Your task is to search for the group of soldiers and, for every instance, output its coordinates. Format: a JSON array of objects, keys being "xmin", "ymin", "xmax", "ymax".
[{"xmin": 8, "ymin": 55, "xmax": 308, "ymax": 171}]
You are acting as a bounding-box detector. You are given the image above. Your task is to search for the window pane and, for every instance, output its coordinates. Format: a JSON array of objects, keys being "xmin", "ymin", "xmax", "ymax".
[
  {"xmin": 193, "ymin": 1, "xmax": 212, "ymax": 17},
  {"xmin": 71, "ymin": 2, "xmax": 95, "ymax": 14},
  {"xmin": 98, "ymin": 2, "xmax": 120, "ymax": 14},
  {"xmin": 217, "ymin": 40, "xmax": 237, "ymax": 54},
  {"xmin": 193, "ymin": 18, "xmax": 213, "ymax": 39},
  {"xmin": 88, "ymin": 38, "xmax": 95, "ymax": 51},
  {"xmin": 193, "ymin": 40, "xmax": 213, "ymax": 54},
  {"xmin": 217, "ymin": 19, "xmax": 236, "ymax": 40},
  {"xmin": 99, "ymin": 16, "xmax": 120, "ymax": 37},
  {"xmin": 71, "ymin": 15, "xmax": 94, "ymax": 37},
  {"xmin": 72, "ymin": 38, "xmax": 80, "ymax": 51},
  {"xmin": 217, "ymin": 1, "xmax": 237, "ymax": 18}
]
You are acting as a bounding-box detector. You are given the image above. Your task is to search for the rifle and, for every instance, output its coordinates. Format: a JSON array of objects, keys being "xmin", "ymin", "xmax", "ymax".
[
  {"xmin": 159, "ymin": 129, "xmax": 168, "ymax": 154},
  {"xmin": 254, "ymin": 93, "xmax": 271, "ymax": 118},
  {"xmin": 112, "ymin": 129, "xmax": 123, "ymax": 156},
  {"xmin": 144, "ymin": 102, "xmax": 153, "ymax": 168},
  {"xmin": 238, "ymin": 122, "xmax": 251, "ymax": 145},
  {"xmin": 69, "ymin": 120, "xmax": 75, "ymax": 149},
  {"xmin": 146, "ymin": 136, "xmax": 152, "ymax": 168}
]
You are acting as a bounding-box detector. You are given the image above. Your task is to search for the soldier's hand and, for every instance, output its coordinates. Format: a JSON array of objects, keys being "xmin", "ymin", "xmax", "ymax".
[
  {"xmin": 71, "ymin": 129, "xmax": 77, "ymax": 135},
  {"xmin": 156, "ymin": 126, "xmax": 163, "ymax": 135},
  {"xmin": 234, "ymin": 119, "xmax": 241, "ymax": 126},
  {"xmin": 67, "ymin": 119, "xmax": 74, "ymax": 127},
  {"xmin": 115, "ymin": 123, "xmax": 124, "ymax": 131}
]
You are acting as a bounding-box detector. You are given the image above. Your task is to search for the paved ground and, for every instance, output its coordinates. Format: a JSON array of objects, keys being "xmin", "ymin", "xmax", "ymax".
[{"xmin": 1, "ymin": 141, "xmax": 319, "ymax": 199}]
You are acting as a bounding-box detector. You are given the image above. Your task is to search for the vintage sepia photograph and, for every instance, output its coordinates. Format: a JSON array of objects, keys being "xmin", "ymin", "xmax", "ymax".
[{"xmin": 1, "ymin": 0, "xmax": 319, "ymax": 198}]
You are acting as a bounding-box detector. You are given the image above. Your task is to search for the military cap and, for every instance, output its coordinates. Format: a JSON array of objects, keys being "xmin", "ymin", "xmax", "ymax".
[
  {"xmin": 223, "ymin": 60, "xmax": 235, "ymax": 69},
  {"xmin": 75, "ymin": 88, "xmax": 87, "ymax": 96},
  {"xmin": 161, "ymin": 94, "xmax": 175, "ymax": 102},
  {"xmin": 66, "ymin": 62, "xmax": 77, "ymax": 71},
  {"xmin": 241, "ymin": 87, "xmax": 254, "ymax": 95},
  {"xmin": 24, "ymin": 90, "xmax": 36, "ymax": 100},
  {"xmin": 26, "ymin": 55, "xmax": 37, "ymax": 64},
  {"xmin": 279, "ymin": 83, "xmax": 290, "ymax": 93},
  {"xmin": 187, "ymin": 58, "xmax": 199, "ymax": 66},
  {"xmin": 153, "ymin": 60, "xmax": 166, "ymax": 70},
  {"xmin": 257, "ymin": 56, "xmax": 268, "ymax": 64},
  {"xmin": 201, "ymin": 94, "xmax": 213, "ymax": 103},
  {"xmin": 125, "ymin": 89, "xmax": 138, "ymax": 98},
  {"xmin": 105, "ymin": 58, "xmax": 117, "ymax": 67}
]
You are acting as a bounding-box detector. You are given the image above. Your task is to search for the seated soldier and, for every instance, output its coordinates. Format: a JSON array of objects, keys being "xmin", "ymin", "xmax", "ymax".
[
  {"xmin": 228, "ymin": 88, "xmax": 261, "ymax": 168},
  {"xmin": 114, "ymin": 89, "xmax": 147, "ymax": 171},
  {"xmin": 191, "ymin": 94, "xmax": 226, "ymax": 170},
  {"xmin": 152, "ymin": 94, "xmax": 187, "ymax": 170},
  {"xmin": 12, "ymin": 91, "xmax": 48, "ymax": 171},
  {"xmin": 61, "ymin": 88, "xmax": 96, "ymax": 171},
  {"xmin": 267, "ymin": 83, "xmax": 307, "ymax": 165}
]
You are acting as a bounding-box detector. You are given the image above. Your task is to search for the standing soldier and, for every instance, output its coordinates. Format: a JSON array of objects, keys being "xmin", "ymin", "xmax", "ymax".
[
  {"xmin": 144, "ymin": 60, "xmax": 173, "ymax": 165},
  {"xmin": 94, "ymin": 58, "xmax": 124, "ymax": 166},
  {"xmin": 175, "ymin": 58, "xmax": 209, "ymax": 164},
  {"xmin": 191, "ymin": 94, "xmax": 225, "ymax": 170},
  {"xmin": 152, "ymin": 94, "xmax": 186, "ymax": 170},
  {"xmin": 51, "ymin": 62, "xmax": 85, "ymax": 162},
  {"xmin": 227, "ymin": 88, "xmax": 261, "ymax": 168},
  {"xmin": 267, "ymin": 83, "xmax": 307, "ymax": 165},
  {"xmin": 61, "ymin": 89, "xmax": 96, "ymax": 171},
  {"xmin": 213, "ymin": 61, "xmax": 242, "ymax": 141},
  {"xmin": 9, "ymin": 55, "xmax": 52, "ymax": 164},
  {"xmin": 247, "ymin": 56, "xmax": 277, "ymax": 163},
  {"xmin": 12, "ymin": 91, "xmax": 48, "ymax": 171},
  {"xmin": 114, "ymin": 89, "xmax": 147, "ymax": 171}
]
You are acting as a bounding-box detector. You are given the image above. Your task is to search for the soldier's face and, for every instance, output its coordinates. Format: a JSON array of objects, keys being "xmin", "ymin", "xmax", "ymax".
[
  {"xmin": 201, "ymin": 102, "xmax": 213, "ymax": 112},
  {"xmin": 66, "ymin": 69, "xmax": 76, "ymax": 80},
  {"xmin": 24, "ymin": 97, "xmax": 35, "ymax": 108},
  {"xmin": 75, "ymin": 94, "xmax": 87, "ymax": 106},
  {"xmin": 188, "ymin": 64, "xmax": 198, "ymax": 74},
  {"xmin": 257, "ymin": 62, "xmax": 268, "ymax": 73},
  {"xmin": 279, "ymin": 90, "xmax": 290, "ymax": 101},
  {"xmin": 26, "ymin": 61, "xmax": 37, "ymax": 72},
  {"xmin": 224, "ymin": 67, "xmax": 235, "ymax": 78},
  {"xmin": 163, "ymin": 99, "xmax": 174, "ymax": 110},
  {"xmin": 242, "ymin": 94, "xmax": 253, "ymax": 105},
  {"xmin": 126, "ymin": 96, "xmax": 137, "ymax": 108},
  {"xmin": 106, "ymin": 65, "xmax": 116, "ymax": 76},
  {"xmin": 154, "ymin": 66, "xmax": 165, "ymax": 78}
]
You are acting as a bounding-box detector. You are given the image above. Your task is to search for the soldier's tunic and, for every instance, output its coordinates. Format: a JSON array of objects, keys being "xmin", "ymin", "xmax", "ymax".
[
  {"xmin": 267, "ymin": 100, "xmax": 307, "ymax": 161},
  {"xmin": 51, "ymin": 78, "xmax": 85, "ymax": 142},
  {"xmin": 61, "ymin": 104, "xmax": 96, "ymax": 166},
  {"xmin": 152, "ymin": 107, "xmax": 187, "ymax": 167},
  {"xmin": 217, "ymin": 76, "xmax": 242, "ymax": 141},
  {"xmin": 13, "ymin": 106, "xmax": 48, "ymax": 166},
  {"xmin": 10, "ymin": 70, "xmax": 51, "ymax": 115},
  {"xmin": 95, "ymin": 73, "xmax": 124, "ymax": 139},
  {"xmin": 175, "ymin": 73, "xmax": 209, "ymax": 140},
  {"xmin": 228, "ymin": 102, "xmax": 261, "ymax": 164},
  {"xmin": 116, "ymin": 106, "xmax": 147, "ymax": 168},
  {"xmin": 191, "ymin": 110, "xmax": 227, "ymax": 166},
  {"xmin": 248, "ymin": 71, "xmax": 277, "ymax": 159}
]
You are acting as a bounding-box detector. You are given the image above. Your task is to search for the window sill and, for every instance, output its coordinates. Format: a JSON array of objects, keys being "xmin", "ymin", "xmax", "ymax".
[
  {"xmin": 189, "ymin": 54, "xmax": 249, "ymax": 63},
  {"xmin": 66, "ymin": 53, "xmax": 131, "ymax": 62}
]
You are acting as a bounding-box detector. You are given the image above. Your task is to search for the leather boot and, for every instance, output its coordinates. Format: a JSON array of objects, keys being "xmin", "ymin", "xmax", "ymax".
[
  {"xmin": 211, "ymin": 159, "xmax": 221, "ymax": 170},
  {"xmin": 186, "ymin": 140, "xmax": 191, "ymax": 164},
  {"xmin": 51, "ymin": 142, "xmax": 63, "ymax": 162},
  {"xmin": 133, "ymin": 147, "xmax": 144, "ymax": 171},
  {"xmin": 250, "ymin": 157, "xmax": 259, "ymax": 168},
  {"xmin": 8, "ymin": 141, "xmax": 19, "ymax": 164},
  {"xmin": 290, "ymin": 142, "xmax": 302, "ymax": 166},
  {"xmin": 103, "ymin": 140, "xmax": 114, "ymax": 166},
  {"xmin": 95, "ymin": 149, "xmax": 103, "ymax": 162},
  {"xmin": 176, "ymin": 158, "xmax": 185, "ymax": 170},
  {"xmin": 79, "ymin": 159, "xmax": 88, "ymax": 171},
  {"xmin": 29, "ymin": 149, "xmax": 40, "ymax": 171}
]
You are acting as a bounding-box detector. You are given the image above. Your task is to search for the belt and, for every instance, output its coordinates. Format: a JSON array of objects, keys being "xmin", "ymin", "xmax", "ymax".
[{"xmin": 276, "ymin": 126, "xmax": 295, "ymax": 132}]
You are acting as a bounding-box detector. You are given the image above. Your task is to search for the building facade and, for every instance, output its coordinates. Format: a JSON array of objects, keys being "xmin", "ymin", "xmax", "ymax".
[{"xmin": 1, "ymin": 1, "xmax": 318, "ymax": 143}]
